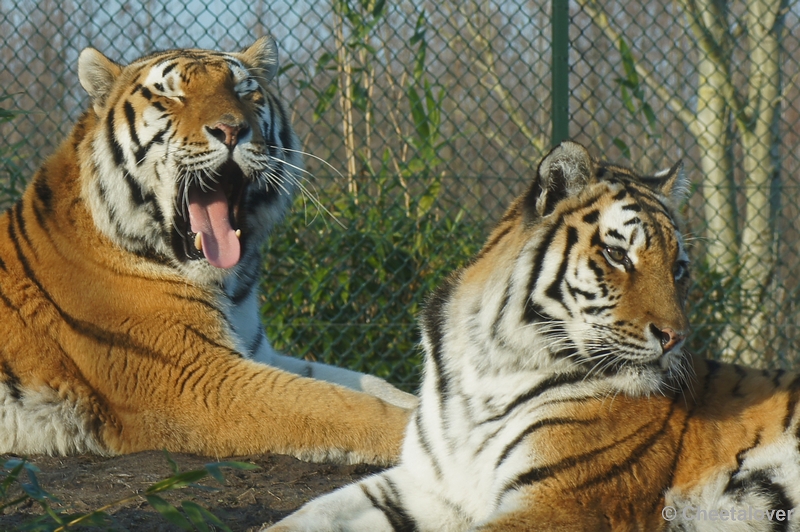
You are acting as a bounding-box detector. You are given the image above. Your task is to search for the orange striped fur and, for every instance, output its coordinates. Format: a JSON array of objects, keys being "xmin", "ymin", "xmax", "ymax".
[{"xmin": 0, "ymin": 38, "xmax": 411, "ymax": 463}]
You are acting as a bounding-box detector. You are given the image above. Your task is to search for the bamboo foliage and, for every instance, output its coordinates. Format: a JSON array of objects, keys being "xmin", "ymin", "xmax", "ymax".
[
  {"xmin": 441, "ymin": 0, "xmax": 549, "ymax": 166},
  {"xmin": 578, "ymin": 0, "xmax": 790, "ymax": 364}
]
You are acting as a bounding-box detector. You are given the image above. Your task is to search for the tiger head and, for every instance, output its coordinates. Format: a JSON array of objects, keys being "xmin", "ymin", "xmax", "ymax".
[
  {"xmin": 429, "ymin": 141, "xmax": 691, "ymax": 394},
  {"xmin": 76, "ymin": 37, "xmax": 300, "ymax": 284}
]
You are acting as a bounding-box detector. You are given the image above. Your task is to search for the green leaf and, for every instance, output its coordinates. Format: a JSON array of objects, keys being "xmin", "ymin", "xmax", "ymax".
[
  {"xmin": 642, "ymin": 103, "xmax": 660, "ymax": 136},
  {"xmin": 146, "ymin": 469, "xmax": 208, "ymax": 494},
  {"xmin": 316, "ymin": 52, "xmax": 336, "ymax": 71},
  {"xmin": 372, "ymin": 0, "xmax": 386, "ymax": 18},
  {"xmin": 205, "ymin": 462, "xmax": 257, "ymax": 484},
  {"xmin": 352, "ymin": 83, "xmax": 370, "ymax": 113},
  {"xmin": 182, "ymin": 501, "xmax": 233, "ymax": 532},
  {"xmin": 413, "ymin": 41, "xmax": 427, "ymax": 83},
  {"xmin": 407, "ymin": 86, "xmax": 430, "ymax": 143},
  {"xmin": 410, "ymin": 12, "xmax": 426, "ymax": 45},
  {"xmin": 417, "ymin": 180, "xmax": 441, "ymax": 217},
  {"xmin": 614, "ymin": 77, "xmax": 636, "ymax": 90},
  {"xmin": 406, "ymin": 158, "xmax": 426, "ymax": 173},
  {"xmin": 295, "ymin": 78, "xmax": 312, "ymax": 91},
  {"xmin": 313, "ymin": 80, "xmax": 339, "ymax": 121},
  {"xmin": 146, "ymin": 494, "xmax": 194, "ymax": 530},
  {"xmin": 424, "ymin": 79, "xmax": 439, "ymax": 137},
  {"xmin": 361, "ymin": 42, "xmax": 378, "ymax": 55},
  {"xmin": 19, "ymin": 469, "xmax": 58, "ymax": 504},
  {"xmin": 5, "ymin": 459, "xmax": 41, "ymax": 474},
  {"xmin": 1, "ymin": 460, "xmax": 26, "ymax": 493},
  {"xmin": 69, "ymin": 511, "xmax": 113, "ymax": 527},
  {"xmin": 164, "ymin": 450, "xmax": 180, "ymax": 475},
  {"xmin": 612, "ymin": 137, "xmax": 631, "ymax": 160},
  {"xmin": 278, "ymin": 62, "xmax": 296, "ymax": 76},
  {"xmin": 0, "ymin": 94, "xmax": 30, "ymax": 123},
  {"xmin": 618, "ymin": 36, "xmax": 639, "ymax": 87},
  {"xmin": 420, "ymin": 145, "xmax": 436, "ymax": 164},
  {"xmin": 203, "ymin": 461, "xmax": 259, "ymax": 485},
  {"xmin": 181, "ymin": 501, "xmax": 210, "ymax": 532},
  {"xmin": 620, "ymin": 85, "xmax": 635, "ymax": 114},
  {"xmin": 41, "ymin": 502, "xmax": 66, "ymax": 525}
]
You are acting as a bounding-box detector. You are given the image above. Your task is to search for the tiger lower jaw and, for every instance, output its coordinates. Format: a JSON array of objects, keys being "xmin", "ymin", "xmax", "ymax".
[
  {"xmin": 610, "ymin": 353, "xmax": 687, "ymax": 395},
  {"xmin": 561, "ymin": 340, "xmax": 680, "ymax": 394},
  {"xmin": 172, "ymin": 160, "xmax": 254, "ymax": 269}
]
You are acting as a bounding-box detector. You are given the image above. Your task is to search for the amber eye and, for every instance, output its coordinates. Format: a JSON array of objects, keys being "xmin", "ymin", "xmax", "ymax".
[{"xmin": 603, "ymin": 246, "xmax": 632, "ymax": 270}]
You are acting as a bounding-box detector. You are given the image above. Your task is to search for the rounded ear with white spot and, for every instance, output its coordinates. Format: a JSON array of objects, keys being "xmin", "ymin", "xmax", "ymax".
[
  {"xmin": 523, "ymin": 140, "xmax": 595, "ymax": 220},
  {"xmin": 645, "ymin": 160, "xmax": 690, "ymax": 208},
  {"xmin": 241, "ymin": 36, "xmax": 279, "ymax": 83},
  {"xmin": 78, "ymin": 47, "xmax": 122, "ymax": 115}
]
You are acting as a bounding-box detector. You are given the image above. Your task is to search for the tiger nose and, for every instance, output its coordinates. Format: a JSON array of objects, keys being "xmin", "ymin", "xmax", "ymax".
[
  {"xmin": 650, "ymin": 325, "xmax": 687, "ymax": 353},
  {"xmin": 206, "ymin": 121, "xmax": 250, "ymax": 148}
]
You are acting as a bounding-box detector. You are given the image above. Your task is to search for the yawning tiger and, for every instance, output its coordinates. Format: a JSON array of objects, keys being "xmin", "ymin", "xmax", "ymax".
[{"xmin": 0, "ymin": 37, "xmax": 414, "ymax": 463}]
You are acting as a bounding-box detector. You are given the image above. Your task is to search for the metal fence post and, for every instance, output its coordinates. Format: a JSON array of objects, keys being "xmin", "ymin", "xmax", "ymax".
[{"xmin": 551, "ymin": 0, "xmax": 570, "ymax": 146}]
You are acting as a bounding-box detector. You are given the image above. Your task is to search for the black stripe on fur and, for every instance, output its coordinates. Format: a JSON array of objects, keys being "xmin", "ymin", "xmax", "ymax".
[{"xmin": 361, "ymin": 480, "xmax": 418, "ymax": 532}]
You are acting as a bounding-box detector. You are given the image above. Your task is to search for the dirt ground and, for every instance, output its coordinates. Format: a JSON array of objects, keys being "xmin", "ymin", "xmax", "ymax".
[{"xmin": 0, "ymin": 451, "xmax": 384, "ymax": 531}]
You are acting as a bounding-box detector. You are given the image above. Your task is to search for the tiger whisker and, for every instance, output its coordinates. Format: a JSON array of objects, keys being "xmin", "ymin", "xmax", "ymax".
[
  {"xmin": 280, "ymin": 147, "xmax": 346, "ymax": 180},
  {"xmin": 267, "ymin": 159, "xmax": 339, "ymax": 221}
]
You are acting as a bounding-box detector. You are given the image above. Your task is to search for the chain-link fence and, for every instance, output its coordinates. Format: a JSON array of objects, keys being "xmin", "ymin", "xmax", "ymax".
[{"xmin": 2, "ymin": 0, "xmax": 799, "ymax": 389}]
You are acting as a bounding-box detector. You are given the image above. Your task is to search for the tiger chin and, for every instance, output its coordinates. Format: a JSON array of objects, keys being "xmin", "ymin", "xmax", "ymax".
[
  {"xmin": 266, "ymin": 141, "xmax": 800, "ymax": 531},
  {"xmin": 0, "ymin": 38, "xmax": 417, "ymax": 463}
]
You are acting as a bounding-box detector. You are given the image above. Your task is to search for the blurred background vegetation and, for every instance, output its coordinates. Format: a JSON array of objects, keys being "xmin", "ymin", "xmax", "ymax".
[{"xmin": 1, "ymin": 0, "xmax": 798, "ymax": 391}]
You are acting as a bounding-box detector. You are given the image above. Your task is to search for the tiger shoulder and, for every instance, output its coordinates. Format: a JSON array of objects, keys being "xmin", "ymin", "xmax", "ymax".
[
  {"xmin": 0, "ymin": 37, "xmax": 414, "ymax": 463},
  {"xmin": 267, "ymin": 141, "xmax": 800, "ymax": 531}
]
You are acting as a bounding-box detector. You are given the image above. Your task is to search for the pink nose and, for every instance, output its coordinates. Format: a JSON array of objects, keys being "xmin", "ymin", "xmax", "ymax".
[
  {"xmin": 655, "ymin": 326, "xmax": 686, "ymax": 353},
  {"xmin": 206, "ymin": 122, "xmax": 249, "ymax": 148}
]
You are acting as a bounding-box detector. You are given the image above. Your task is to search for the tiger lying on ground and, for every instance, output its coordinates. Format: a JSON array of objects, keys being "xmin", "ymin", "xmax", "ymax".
[
  {"xmin": 267, "ymin": 141, "xmax": 800, "ymax": 531},
  {"xmin": 0, "ymin": 37, "xmax": 416, "ymax": 463}
]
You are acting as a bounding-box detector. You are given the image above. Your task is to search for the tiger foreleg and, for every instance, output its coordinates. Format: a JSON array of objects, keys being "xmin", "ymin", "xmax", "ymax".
[
  {"xmin": 265, "ymin": 472, "xmax": 401, "ymax": 532},
  {"xmin": 263, "ymin": 351, "xmax": 418, "ymax": 410},
  {"xmin": 266, "ymin": 466, "xmax": 471, "ymax": 532}
]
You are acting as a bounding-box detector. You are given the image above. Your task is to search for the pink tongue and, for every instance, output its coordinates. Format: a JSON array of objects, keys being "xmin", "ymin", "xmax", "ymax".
[{"xmin": 188, "ymin": 186, "xmax": 241, "ymax": 269}]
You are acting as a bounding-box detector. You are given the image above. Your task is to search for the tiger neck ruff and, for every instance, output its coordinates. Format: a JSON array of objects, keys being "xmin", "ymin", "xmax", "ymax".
[
  {"xmin": 0, "ymin": 38, "xmax": 413, "ymax": 461},
  {"xmin": 267, "ymin": 142, "xmax": 800, "ymax": 532}
]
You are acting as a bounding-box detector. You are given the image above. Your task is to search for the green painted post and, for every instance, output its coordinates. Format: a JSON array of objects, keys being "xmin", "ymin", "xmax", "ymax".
[{"xmin": 552, "ymin": 0, "xmax": 569, "ymax": 146}]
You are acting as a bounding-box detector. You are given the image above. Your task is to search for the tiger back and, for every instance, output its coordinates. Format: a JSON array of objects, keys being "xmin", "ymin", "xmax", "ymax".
[
  {"xmin": 267, "ymin": 141, "xmax": 800, "ymax": 531},
  {"xmin": 0, "ymin": 38, "xmax": 413, "ymax": 462}
]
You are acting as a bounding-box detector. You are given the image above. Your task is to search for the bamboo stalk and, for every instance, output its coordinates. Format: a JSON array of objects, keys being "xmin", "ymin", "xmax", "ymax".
[{"xmin": 333, "ymin": 2, "xmax": 358, "ymax": 199}]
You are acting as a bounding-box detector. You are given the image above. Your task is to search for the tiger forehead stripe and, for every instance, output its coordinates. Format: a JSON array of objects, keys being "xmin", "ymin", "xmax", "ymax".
[
  {"xmin": 161, "ymin": 62, "xmax": 178, "ymax": 76},
  {"xmin": 608, "ymin": 182, "xmax": 678, "ymax": 231},
  {"xmin": 141, "ymin": 52, "xmax": 243, "ymax": 78}
]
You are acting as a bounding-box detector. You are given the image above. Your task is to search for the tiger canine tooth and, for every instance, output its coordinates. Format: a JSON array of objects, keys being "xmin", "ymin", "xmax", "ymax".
[
  {"xmin": 194, "ymin": 232, "xmax": 202, "ymax": 251},
  {"xmin": 235, "ymin": 229, "xmax": 241, "ymax": 238}
]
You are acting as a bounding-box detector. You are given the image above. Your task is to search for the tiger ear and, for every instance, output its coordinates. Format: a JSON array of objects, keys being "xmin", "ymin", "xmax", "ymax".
[
  {"xmin": 523, "ymin": 140, "xmax": 594, "ymax": 220},
  {"xmin": 78, "ymin": 47, "xmax": 122, "ymax": 115},
  {"xmin": 240, "ymin": 36, "xmax": 279, "ymax": 83},
  {"xmin": 645, "ymin": 160, "xmax": 690, "ymax": 208}
]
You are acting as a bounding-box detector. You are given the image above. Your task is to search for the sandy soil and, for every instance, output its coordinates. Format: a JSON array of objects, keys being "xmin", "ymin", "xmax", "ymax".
[{"xmin": 0, "ymin": 451, "xmax": 384, "ymax": 531}]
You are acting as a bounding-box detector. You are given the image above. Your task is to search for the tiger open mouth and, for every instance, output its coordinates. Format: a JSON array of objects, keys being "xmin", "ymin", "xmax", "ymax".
[{"xmin": 172, "ymin": 160, "xmax": 247, "ymax": 269}]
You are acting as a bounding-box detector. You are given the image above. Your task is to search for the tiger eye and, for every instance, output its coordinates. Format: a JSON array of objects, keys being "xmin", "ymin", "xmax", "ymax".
[{"xmin": 604, "ymin": 246, "xmax": 628, "ymax": 265}]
